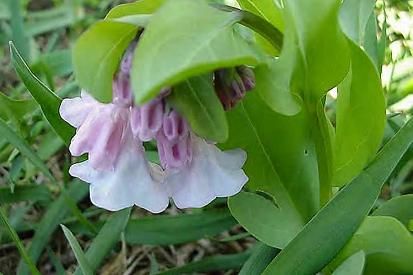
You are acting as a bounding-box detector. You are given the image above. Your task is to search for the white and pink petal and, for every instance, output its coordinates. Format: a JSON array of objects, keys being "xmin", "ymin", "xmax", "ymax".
[
  {"xmin": 166, "ymin": 135, "xmax": 248, "ymax": 209},
  {"xmin": 69, "ymin": 136, "xmax": 169, "ymax": 213}
]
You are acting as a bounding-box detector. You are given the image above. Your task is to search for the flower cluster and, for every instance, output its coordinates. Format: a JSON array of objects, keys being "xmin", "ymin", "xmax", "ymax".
[{"xmin": 60, "ymin": 43, "xmax": 254, "ymax": 213}]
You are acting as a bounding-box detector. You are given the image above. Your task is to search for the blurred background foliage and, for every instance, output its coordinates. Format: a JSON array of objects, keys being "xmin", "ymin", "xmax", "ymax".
[{"xmin": 0, "ymin": 0, "xmax": 412, "ymax": 274}]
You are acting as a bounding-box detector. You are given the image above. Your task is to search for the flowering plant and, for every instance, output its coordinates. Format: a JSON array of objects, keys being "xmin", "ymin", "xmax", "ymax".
[{"xmin": 4, "ymin": 0, "xmax": 413, "ymax": 274}]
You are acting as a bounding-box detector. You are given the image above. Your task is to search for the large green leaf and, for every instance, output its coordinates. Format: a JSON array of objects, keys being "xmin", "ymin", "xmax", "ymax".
[
  {"xmin": 329, "ymin": 216, "xmax": 413, "ymax": 275},
  {"xmin": 334, "ymin": 41, "xmax": 385, "ymax": 187},
  {"xmin": 340, "ymin": 0, "xmax": 375, "ymax": 45},
  {"xmin": 245, "ymin": 0, "xmax": 349, "ymax": 211},
  {"xmin": 10, "ymin": 43, "xmax": 74, "ymax": 145},
  {"xmin": 257, "ymin": 0, "xmax": 349, "ymax": 114},
  {"xmin": 372, "ymin": 195, "xmax": 413, "ymax": 227},
  {"xmin": 332, "ymin": 251, "xmax": 365, "ymax": 275},
  {"xmin": 228, "ymin": 192, "xmax": 301, "ymax": 248},
  {"xmin": 223, "ymin": 92, "xmax": 319, "ymax": 248},
  {"xmin": 73, "ymin": 21, "xmax": 138, "ymax": 103},
  {"xmin": 340, "ymin": 0, "xmax": 384, "ymax": 71},
  {"xmin": 131, "ymin": 0, "xmax": 263, "ymax": 104},
  {"xmin": 333, "ymin": 0, "xmax": 386, "ymax": 187},
  {"xmin": 73, "ymin": 208, "xmax": 131, "ymax": 274},
  {"xmin": 253, "ymin": 60, "xmax": 302, "ymax": 116},
  {"xmin": 167, "ymin": 74, "xmax": 228, "ymax": 142},
  {"xmin": 105, "ymin": 0, "xmax": 165, "ymax": 19},
  {"xmin": 262, "ymin": 117, "xmax": 413, "ymax": 274}
]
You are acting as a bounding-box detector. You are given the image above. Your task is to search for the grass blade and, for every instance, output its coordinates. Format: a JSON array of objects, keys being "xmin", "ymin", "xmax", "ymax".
[
  {"xmin": 61, "ymin": 225, "xmax": 93, "ymax": 275},
  {"xmin": 8, "ymin": 0, "xmax": 30, "ymax": 61},
  {"xmin": 74, "ymin": 208, "xmax": 131, "ymax": 274},
  {"xmin": 157, "ymin": 251, "xmax": 251, "ymax": 275},
  {"xmin": 47, "ymin": 247, "xmax": 66, "ymax": 275},
  {"xmin": 125, "ymin": 209, "xmax": 236, "ymax": 245},
  {"xmin": 0, "ymin": 118, "xmax": 54, "ymax": 181},
  {"xmin": 0, "ymin": 185, "xmax": 51, "ymax": 204},
  {"xmin": 263, "ymin": 118, "xmax": 413, "ymax": 274},
  {"xmin": 0, "ymin": 206, "xmax": 40, "ymax": 275},
  {"xmin": 239, "ymin": 243, "xmax": 279, "ymax": 275},
  {"xmin": 9, "ymin": 42, "xmax": 74, "ymax": 145},
  {"xmin": 17, "ymin": 181, "xmax": 88, "ymax": 275}
]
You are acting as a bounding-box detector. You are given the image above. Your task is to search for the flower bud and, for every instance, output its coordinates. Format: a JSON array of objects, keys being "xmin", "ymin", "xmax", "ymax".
[{"xmin": 214, "ymin": 66, "xmax": 255, "ymax": 110}]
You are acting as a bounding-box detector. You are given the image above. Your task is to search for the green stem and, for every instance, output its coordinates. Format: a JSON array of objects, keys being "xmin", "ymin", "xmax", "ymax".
[
  {"xmin": 314, "ymin": 101, "xmax": 334, "ymax": 207},
  {"xmin": 210, "ymin": 4, "xmax": 283, "ymax": 52}
]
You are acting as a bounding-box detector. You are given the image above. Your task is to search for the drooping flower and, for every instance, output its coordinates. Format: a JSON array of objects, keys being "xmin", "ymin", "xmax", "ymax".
[
  {"xmin": 60, "ymin": 44, "xmax": 170, "ymax": 213},
  {"xmin": 155, "ymin": 110, "xmax": 248, "ymax": 208},
  {"xmin": 61, "ymin": 41, "xmax": 250, "ymax": 213}
]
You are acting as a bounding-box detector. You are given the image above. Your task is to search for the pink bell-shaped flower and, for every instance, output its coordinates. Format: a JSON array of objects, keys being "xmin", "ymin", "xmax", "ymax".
[
  {"xmin": 69, "ymin": 127, "xmax": 169, "ymax": 213},
  {"xmin": 60, "ymin": 91, "xmax": 169, "ymax": 213},
  {"xmin": 155, "ymin": 110, "xmax": 248, "ymax": 209},
  {"xmin": 61, "ymin": 91, "xmax": 128, "ymax": 171},
  {"xmin": 61, "ymin": 38, "xmax": 250, "ymax": 213}
]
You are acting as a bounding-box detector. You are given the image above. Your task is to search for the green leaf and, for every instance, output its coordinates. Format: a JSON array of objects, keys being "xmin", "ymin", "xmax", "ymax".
[
  {"xmin": 236, "ymin": 0, "xmax": 284, "ymax": 55},
  {"xmin": 228, "ymin": 192, "xmax": 301, "ymax": 248},
  {"xmin": 167, "ymin": 74, "xmax": 228, "ymax": 142},
  {"xmin": 330, "ymin": 217, "xmax": 413, "ymax": 275},
  {"xmin": 0, "ymin": 207, "xmax": 40, "ymax": 275},
  {"xmin": 236, "ymin": 0, "xmax": 283, "ymax": 31},
  {"xmin": 105, "ymin": 0, "xmax": 165, "ymax": 19},
  {"xmin": 62, "ymin": 191, "xmax": 98, "ymax": 235},
  {"xmin": 239, "ymin": 242, "xmax": 279, "ymax": 275},
  {"xmin": 331, "ymin": 251, "xmax": 365, "ymax": 275},
  {"xmin": 74, "ymin": 208, "xmax": 131, "ymax": 274},
  {"xmin": 333, "ymin": 0, "xmax": 386, "ymax": 187},
  {"xmin": 258, "ymin": 0, "xmax": 349, "ymax": 114},
  {"xmin": 0, "ymin": 93, "xmax": 37, "ymax": 123},
  {"xmin": 125, "ymin": 209, "xmax": 236, "ymax": 245},
  {"xmin": 253, "ymin": 60, "xmax": 302, "ymax": 116},
  {"xmin": 47, "ymin": 248, "xmax": 66, "ymax": 275},
  {"xmin": 73, "ymin": 21, "xmax": 138, "ymax": 103},
  {"xmin": 339, "ymin": 0, "xmax": 383, "ymax": 71},
  {"xmin": 157, "ymin": 251, "xmax": 251, "ymax": 275},
  {"xmin": 0, "ymin": 119, "xmax": 53, "ymax": 181},
  {"xmin": 33, "ymin": 49, "xmax": 73, "ymax": 77},
  {"xmin": 372, "ymin": 195, "xmax": 413, "ymax": 227},
  {"xmin": 9, "ymin": 42, "xmax": 74, "ymax": 145},
  {"xmin": 131, "ymin": 0, "xmax": 263, "ymax": 104},
  {"xmin": 0, "ymin": 185, "xmax": 51, "ymax": 204},
  {"xmin": 61, "ymin": 225, "xmax": 93, "ymax": 275},
  {"xmin": 25, "ymin": 3, "xmax": 78, "ymax": 36},
  {"xmin": 222, "ymin": 92, "xmax": 320, "ymax": 248},
  {"xmin": 262, "ymin": 117, "xmax": 413, "ymax": 274},
  {"xmin": 339, "ymin": 0, "xmax": 375, "ymax": 45},
  {"xmin": 17, "ymin": 181, "xmax": 88, "ymax": 275},
  {"xmin": 334, "ymin": 41, "xmax": 385, "ymax": 187}
]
